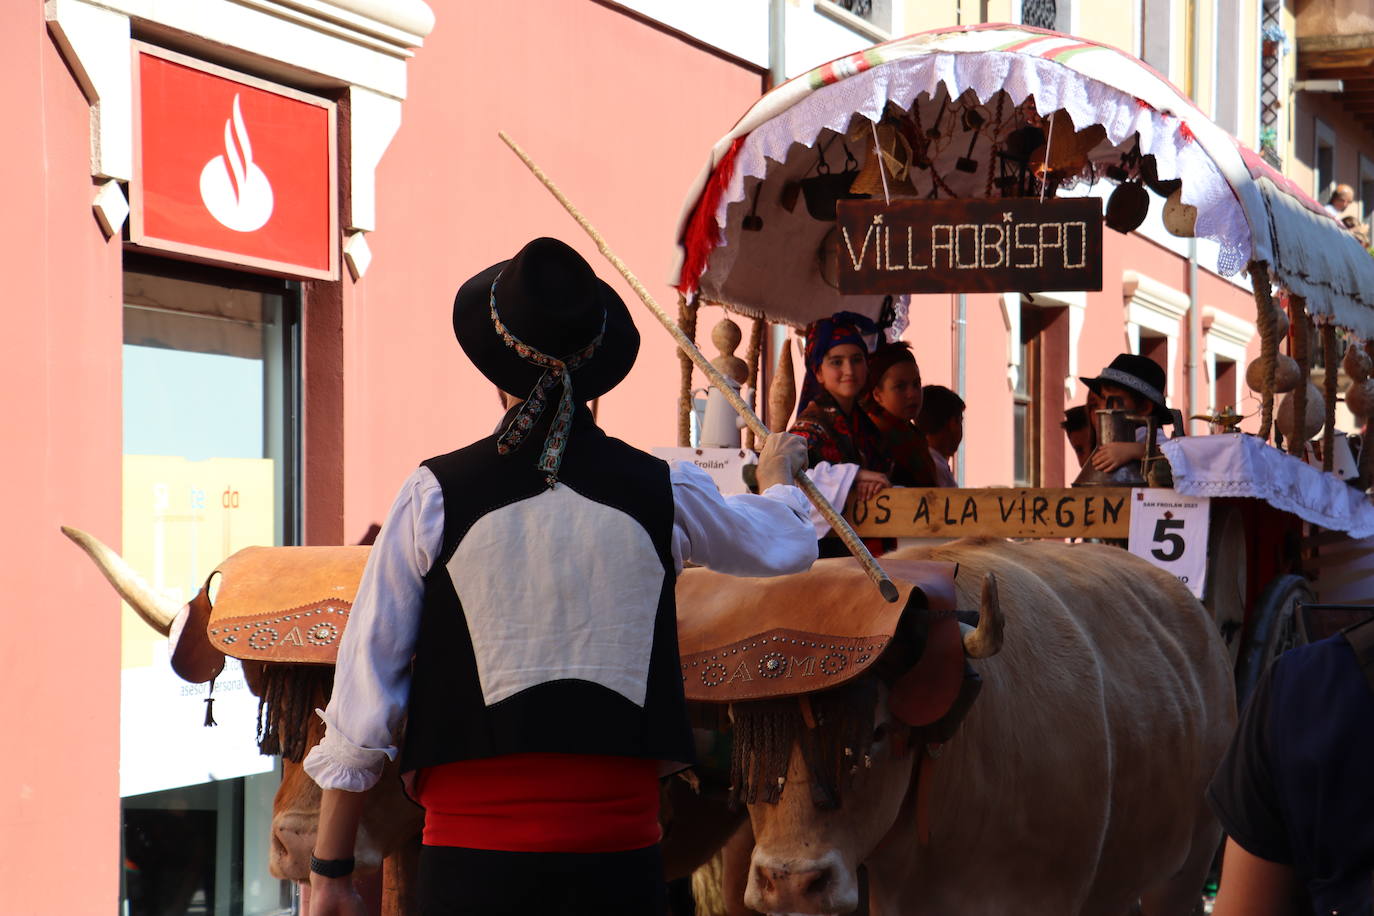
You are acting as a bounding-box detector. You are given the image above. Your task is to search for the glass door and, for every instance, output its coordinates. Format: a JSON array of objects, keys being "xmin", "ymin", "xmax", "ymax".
[{"xmin": 120, "ymin": 258, "xmax": 299, "ymax": 915}]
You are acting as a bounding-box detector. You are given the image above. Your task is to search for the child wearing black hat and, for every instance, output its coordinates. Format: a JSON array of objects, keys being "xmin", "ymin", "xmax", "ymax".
[{"xmin": 1082, "ymin": 354, "xmax": 1171, "ymax": 473}]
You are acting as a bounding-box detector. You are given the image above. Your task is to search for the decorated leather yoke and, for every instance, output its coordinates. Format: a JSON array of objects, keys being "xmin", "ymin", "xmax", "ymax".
[{"xmin": 675, "ymin": 557, "xmax": 974, "ymax": 807}]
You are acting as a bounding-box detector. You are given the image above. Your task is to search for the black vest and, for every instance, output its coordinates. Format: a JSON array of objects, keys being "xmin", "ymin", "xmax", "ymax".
[{"xmin": 399, "ymin": 407, "xmax": 694, "ymax": 774}]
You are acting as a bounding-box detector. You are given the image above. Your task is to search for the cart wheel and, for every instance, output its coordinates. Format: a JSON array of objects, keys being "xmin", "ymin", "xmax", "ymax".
[
  {"xmin": 1235, "ymin": 574, "xmax": 1313, "ymax": 706},
  {"xmin": 1203, "ymin": 504, "xmax": 1247, "ymax": 668}
]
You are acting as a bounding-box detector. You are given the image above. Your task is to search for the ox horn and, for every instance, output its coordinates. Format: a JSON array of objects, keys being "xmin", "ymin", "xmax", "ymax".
[
  {"xmin": 963, "ymin": 573, "xmax": 1004, "ymax": 659},
  {"xmin": 61, "ymin": 526, "xmax": 180, "ymax": 636}
]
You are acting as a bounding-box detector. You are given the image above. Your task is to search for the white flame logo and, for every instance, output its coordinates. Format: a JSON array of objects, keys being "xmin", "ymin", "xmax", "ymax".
[{"xmin": 199, "ymin": 94, "xmax": 274, "ymax": 232}]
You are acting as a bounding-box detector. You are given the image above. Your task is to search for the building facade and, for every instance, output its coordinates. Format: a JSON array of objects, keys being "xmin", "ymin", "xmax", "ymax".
[{"xmin": 4, "ymin": 0, "xmax": 1373, "ymax": 913}]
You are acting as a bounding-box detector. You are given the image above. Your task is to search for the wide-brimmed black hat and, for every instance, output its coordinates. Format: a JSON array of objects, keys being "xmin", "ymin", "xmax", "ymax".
[
  {"xmin": 452, "ymin": 237, "xmax": 638, "ymax": 401},
  {"xmin": 1081, "ymin": 353, "xmax": 1169, "ymax": 418}
]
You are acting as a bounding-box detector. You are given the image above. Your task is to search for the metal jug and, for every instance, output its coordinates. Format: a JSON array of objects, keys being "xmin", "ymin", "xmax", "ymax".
[{"xmin": 1072, "ymin": 407, "xmax": 1148, "ymax": 487}]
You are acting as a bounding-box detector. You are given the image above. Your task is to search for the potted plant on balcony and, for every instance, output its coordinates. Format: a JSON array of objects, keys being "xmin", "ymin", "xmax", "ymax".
[{"xmin": 1261, "ymin": 23, "xmax": 1287, "ymax": 59}]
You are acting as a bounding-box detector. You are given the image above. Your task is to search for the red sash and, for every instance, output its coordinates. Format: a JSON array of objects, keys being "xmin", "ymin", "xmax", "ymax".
[{"xmin": 415, "ymin": 753, "xmax": 660, "ymax": 852}]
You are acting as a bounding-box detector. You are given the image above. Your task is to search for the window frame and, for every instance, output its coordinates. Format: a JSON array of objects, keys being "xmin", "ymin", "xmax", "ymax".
[{"xmin": 1314, "ymin": 117, "xmax": 1336, "ymax": 203}]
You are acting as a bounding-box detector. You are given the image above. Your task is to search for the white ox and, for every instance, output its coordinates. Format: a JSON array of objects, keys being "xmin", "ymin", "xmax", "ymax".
[{"xmin": 682, "ymin": 538, "xmax": 1236, "ymax": 916}]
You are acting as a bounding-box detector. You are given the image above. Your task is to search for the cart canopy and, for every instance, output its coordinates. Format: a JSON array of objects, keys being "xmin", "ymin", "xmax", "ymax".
[{"xmin": 671, "ymin": 24, "xmax": 1374, "ymax": 337}]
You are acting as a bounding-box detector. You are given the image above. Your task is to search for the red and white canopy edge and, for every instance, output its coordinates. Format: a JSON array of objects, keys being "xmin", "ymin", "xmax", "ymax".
[{"xmin": 670, "ymin": 23, "xmax": 1374, "ymax": 339}]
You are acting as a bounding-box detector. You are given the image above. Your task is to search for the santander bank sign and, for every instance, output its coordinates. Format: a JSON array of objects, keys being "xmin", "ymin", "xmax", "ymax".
[{"xmin": 132, "ymin": 46, "xmax": 338, "ymax": 279}]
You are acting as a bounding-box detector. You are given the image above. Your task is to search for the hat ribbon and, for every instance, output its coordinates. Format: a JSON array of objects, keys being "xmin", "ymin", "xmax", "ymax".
[
  {"xmin": 489, "ymin": 275, "xmax": 605, "ymax": 486},
  {"xmin": 1097, "ymin": 367, "xmax": 1165, "ymax": 409}
]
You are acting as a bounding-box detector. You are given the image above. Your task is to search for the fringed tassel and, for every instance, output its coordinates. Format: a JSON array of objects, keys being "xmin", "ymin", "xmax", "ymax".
[
  {"xmin": 203, "ymin": 677, "xmax": 218, "ymax": 727},
  {"xmin": 728, "ymin": 679, "xmax": 882, "ymax": 810},
  {"xmin": 729, "ymin": 698, "xmax": 799, "ymax": 808},
  {"xmin": 256, "ymin": 664, "xmax": 334, "ymax": 762}
]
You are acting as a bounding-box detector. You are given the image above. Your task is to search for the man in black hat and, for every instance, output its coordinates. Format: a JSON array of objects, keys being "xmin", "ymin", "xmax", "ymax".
[
  {"xmin": 303, "ymin": 238, "xmax": 817, "ymax": 915},
  {"xmin": 1082, "ymin": 353, "xmax": 1171, "ymax": 473}
]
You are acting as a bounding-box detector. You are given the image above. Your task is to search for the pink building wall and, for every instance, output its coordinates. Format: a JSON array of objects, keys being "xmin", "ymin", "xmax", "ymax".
[
  {"xmin": 945, "ymin": 231, "xmax": 1262, "ymax": 490},
  {"xmin": 0, "ymin": 4, "xmax": 124, "ymax": 913},
  {"xmin": 0, "ymin": 1, "xmax": 1289, "ymax": 909},
  {"xmin": 336, "ymin": 0, "xmax": 766, "ymax": 539}
]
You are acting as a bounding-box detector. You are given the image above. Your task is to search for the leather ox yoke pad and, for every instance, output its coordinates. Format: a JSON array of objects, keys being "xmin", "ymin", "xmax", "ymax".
[
  {"xmin": 200, "ymin": 545, "xmax": 371, "ymax": 665},
  {"xmin": 675, "ymin": 557, "xmax": 958, "ymax": 708}
]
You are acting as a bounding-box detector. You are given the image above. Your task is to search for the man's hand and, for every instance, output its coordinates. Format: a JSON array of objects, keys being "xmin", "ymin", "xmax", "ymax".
[
  {"xmin": 852, "ymin": 469, "xmax": 891, "ymax": 504},
  {"xmin": 756, "ymin": 432, "xmax": 808, "ymax": 491},
  {"xmin": 307, "ymin": 875, "xmax": 367, "ymax": 916}
]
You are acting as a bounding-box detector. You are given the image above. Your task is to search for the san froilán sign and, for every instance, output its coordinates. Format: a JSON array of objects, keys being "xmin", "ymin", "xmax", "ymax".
[{"xmin": 834, "ymin": 197, "xmax": 1103, "ymax": 294}]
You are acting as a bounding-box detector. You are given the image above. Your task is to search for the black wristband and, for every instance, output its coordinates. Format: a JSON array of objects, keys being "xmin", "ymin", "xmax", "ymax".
[{"xmin": 310, "ymin": 855, "xmax": 355, "ymax": 879}]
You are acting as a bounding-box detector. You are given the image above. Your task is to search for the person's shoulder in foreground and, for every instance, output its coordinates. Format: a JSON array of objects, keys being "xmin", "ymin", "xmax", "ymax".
[{"xmin": 1208, "ymin": 618, "xmax": 1374, "ymax": 916}]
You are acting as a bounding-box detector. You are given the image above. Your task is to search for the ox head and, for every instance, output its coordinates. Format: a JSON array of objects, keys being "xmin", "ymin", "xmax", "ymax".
[
  {"xmin": 676, "ymin": 557, "xmax": 1003, "ymax": 915},
  {"xmin": 61, "ymin": 527, "xmax": 423, "ymax": 883}
]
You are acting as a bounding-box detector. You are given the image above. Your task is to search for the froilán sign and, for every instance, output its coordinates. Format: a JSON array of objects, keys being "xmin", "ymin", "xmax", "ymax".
[{"xmin": 834, "ymin": 198, "xmax": 1103, "ymax": 294}]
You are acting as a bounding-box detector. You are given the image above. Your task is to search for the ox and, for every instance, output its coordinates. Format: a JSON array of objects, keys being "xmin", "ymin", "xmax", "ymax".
[
  {"xmin": 63, "ymin": 528, "xmax": 426, "ymax": 909},
  {"xmin": 63, "ymin": 527, "xmax": 752, "ymax": 913},
  {"xmin": 677, "ymin": 538, "xmax": 1236, "ymax": 916}
]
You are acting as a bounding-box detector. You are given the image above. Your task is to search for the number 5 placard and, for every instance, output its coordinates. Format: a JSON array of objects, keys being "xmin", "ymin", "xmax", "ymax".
[{"xmin": 1127, "ymin": 489, "xmax": 1210, "ymax": 598}]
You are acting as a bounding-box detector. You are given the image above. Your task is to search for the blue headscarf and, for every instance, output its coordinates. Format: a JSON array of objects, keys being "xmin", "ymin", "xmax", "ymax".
[{"xmin": 797, "ymin": 311, "xmax": 878, "ymax": 414}]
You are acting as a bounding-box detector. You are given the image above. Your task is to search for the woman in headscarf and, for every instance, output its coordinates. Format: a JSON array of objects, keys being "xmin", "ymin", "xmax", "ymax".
[
  {"xmin": 788, "ymin": 311, "xmax": 892, "ymax": 557},
  {"xmin": 861, "ymin": 340, "xmax": 940, "ymax": 487}
]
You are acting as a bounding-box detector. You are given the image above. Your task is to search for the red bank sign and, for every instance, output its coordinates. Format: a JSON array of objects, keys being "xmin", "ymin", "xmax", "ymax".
[{"xmin": 131, "ymin": 45, "xmax": 338, "ymax": 279}]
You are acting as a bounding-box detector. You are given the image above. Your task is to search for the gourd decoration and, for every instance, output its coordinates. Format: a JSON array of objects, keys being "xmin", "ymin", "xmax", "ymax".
[
  {"xmin": 1275, "ymin": 382, "xmax": 1324, "ymax": 442},
  {"xmin": 1246, "ymin": 353, "xmax": 1302, "ymax": 394}
]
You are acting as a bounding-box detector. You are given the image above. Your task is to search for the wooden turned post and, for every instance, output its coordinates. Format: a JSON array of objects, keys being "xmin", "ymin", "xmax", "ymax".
[{"xmin": 768, "ymin": 336, "xmax": 797, "ymax": 433}]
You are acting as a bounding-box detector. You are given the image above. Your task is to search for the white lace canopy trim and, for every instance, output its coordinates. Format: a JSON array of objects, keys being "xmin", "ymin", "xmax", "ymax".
[{"xmin": 1162, "ymin": 435, "xmax": 1374, "ymax": 538}]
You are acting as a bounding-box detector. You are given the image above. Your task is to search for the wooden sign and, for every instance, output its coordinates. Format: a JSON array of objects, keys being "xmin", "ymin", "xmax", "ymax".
[
  {"xmin": 846, "ymin": 487, "xmax": 1130, "ymax": 539},
  {"xmin": 834, "ymin": 198, "xmax": 1103, "ymax": 294}
]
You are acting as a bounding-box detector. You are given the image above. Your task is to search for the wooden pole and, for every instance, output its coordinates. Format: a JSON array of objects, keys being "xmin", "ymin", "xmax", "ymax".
[
  {"xmin": 744, "ymin": 316, "xmax": 765, "ymax": 452},
  {"xmin": 676, "ymin": 292, "xmax": 696, "ymax": 447},
  {"xmin": 1289, "ymin": 296, "xmax": 1308, "ymax": 458},
  {"xmin": 499, "ymin": 130, "xmax": 899, "ymax": 603},
  {"xmin": 1251, "ymin": 261, "xmax": 1278, "ymax": 442},
  {"xmin": 1322, "ymin": 323, "xmax": 1338, "ymax": 472}
]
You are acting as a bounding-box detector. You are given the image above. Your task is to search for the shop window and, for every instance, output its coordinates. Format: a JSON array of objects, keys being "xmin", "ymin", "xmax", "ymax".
[{"xmin": 121, "ymin": 257, "xmax": 300, "ymax": 916}]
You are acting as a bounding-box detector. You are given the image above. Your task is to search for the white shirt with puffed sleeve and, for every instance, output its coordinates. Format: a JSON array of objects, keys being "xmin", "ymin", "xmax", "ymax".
[{"xmin": 302, "ymin": 462, "xmax": 817, "ymax": 792}]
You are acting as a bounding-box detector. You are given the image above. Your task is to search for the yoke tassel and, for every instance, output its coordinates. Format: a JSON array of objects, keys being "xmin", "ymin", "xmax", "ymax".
[{"xmin": 203, "ymin": 676, "xmax": 218, "ymax": 728}]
